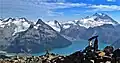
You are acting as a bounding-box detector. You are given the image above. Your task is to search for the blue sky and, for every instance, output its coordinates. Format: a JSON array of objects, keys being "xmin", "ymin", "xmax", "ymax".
[{"xmin": 0, "ymin": 0, "xmax": 120, "ymax": 22}]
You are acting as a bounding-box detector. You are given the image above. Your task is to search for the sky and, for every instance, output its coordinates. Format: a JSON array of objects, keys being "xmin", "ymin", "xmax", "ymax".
[{"xmin": 0, "ymin": 0, "xmax": 120, "ymax": 22}]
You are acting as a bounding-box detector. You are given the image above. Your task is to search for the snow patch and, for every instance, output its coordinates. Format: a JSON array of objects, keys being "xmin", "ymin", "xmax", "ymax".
[
  {"xmin": 63, "ymin": 25, "xmax": 71, "ymax": 29},
  {"xmin": 45, "ymin": 21, "xmax": 61, "ymax": 32},
  {"xmin": 0, "ymin": 18, "xmax": 31, "ymax": 35}
]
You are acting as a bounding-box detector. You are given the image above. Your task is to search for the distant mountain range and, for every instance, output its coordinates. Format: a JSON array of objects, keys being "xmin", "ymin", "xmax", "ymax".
[
  {"xmin": 0, "ymin": 13, "xmax": 120, "ymax": 53},
  {"xmin": 46, "ymin": 13, "xmax": 118, "ymax": 32}
]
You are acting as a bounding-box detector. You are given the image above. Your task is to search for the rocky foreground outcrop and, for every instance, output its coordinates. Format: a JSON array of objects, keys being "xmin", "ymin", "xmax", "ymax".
[{"xmin": 0, "ymin": 47, "xmax": 120, "ymax": 63}]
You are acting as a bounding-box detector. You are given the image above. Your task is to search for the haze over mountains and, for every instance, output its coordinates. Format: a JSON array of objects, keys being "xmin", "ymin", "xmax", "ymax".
[{"xmin": 0, "ymin": 13, "xmax": 120, "ymax": 53}]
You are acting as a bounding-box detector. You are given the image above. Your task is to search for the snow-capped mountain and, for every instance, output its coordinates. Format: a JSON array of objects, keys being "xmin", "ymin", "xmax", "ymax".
[
  {"xmin": 0, "ymin": 12, "xmax": 119, "ymax": 50},
  {"xmin": 45, "ymin": 13, "xmax": 119, "ymax": 32},
  {"xmin": 0, "ymin": 18, "xmax": 31, "ymax": 35},
  {"xmin": 45, "ymin": 20, "xmax": 62, "ymax": 32},
  {"xmin": 44, "ymin": 13, "xmax": 120, "ymax": 43},
  {"xmin": 0, "ymin": 18, "xmax": 32, "ymax": 47},
  {"xmin": 78, "ymin": 13, "xmax": 118, "ymax": 28},
  {"xmin": 0, "ymin": 18, "xmax": 71, "ymax": 53},
  {"xmin": 0, "ymin": 13, "xmax": 118, "ymax": 34}
]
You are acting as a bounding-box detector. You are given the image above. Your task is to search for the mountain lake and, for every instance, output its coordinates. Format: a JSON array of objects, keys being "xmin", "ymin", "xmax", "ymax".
[{"xmin": 33, "ymin": 39, "xmax": 110, "ymax": 56}]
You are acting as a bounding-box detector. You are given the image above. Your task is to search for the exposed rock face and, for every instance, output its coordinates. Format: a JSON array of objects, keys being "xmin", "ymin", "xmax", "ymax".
[
  {"xmin": 61, "ymin": 25, "xmax": 87, "ymax": 40},
  {"xmin": 6, "ymin": 19, "xmax": 72, "ymax": 53},
  {"xmin": 112, "ymin": 39, "xmax": 120, "ymax": 49},
  {"xmin": 112, "ymin": 25, "xmax": 120, "ymax": 48},
  {"xmin": 84, "ymin": 24, "xmax": 120, "ymax": 43},
  {"xmin": 60, "ymin": 24, "xmax": 120, "ymax": 44}
]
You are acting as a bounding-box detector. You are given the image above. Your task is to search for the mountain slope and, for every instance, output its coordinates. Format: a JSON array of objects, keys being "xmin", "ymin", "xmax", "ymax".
[
  {"xmin": 86, "ymin": 24, "xmax": 120, "ymax": 43},
  {"xmin": 112, "ymin": 39, "xmax": 120, "ymax": 49},
  {"xmin": 6, "ymin": 19, "xmax": 72, "ymax": 53},
  {"xmin": 60, "ymin": 24, "xmax": 120, "ymax": 43},
  {"xmin": 112, "ymin": 25, "xmax": 120, "ymax": 48}
]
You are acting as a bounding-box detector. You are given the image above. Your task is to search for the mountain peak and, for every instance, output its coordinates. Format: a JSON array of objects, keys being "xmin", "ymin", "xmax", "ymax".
[
  {"xmin": 2, "ymin": 17, "xmax": 29, "ymax": 22},
  {"xmin": 91, "ymin": 13, "xmax": 118, "ymax": 23},
  {"xmin": 0, "ymin": 19, "xmax": 3, "ymax": 21},
  {"xmin": 18, "ymin": 17, "xmax": 28, "ymax": 22},
  {"xmin": 3, "ymin": 17, "xmax": 13, "ymax": 22},
  {"xmin": 93, "ymin": 13, "xmax": 106, "ymax": 17},
  {"xmin": 6, "ymin": 18, "xmax": 71, "ymax": 53},
  {"xmin": 77, "ymin": 13, "xmax": 118, "ymax": 28},
  {"xmin": 54, "ymin": 20, "xmax": 59, "ymax": 24},
  {"xmin": 36, "ymin": 19, "xmax": 45, "ymax": 25},
  {"xmin": 28, "ymin": 24, "xmax": 34, "ymax": 29}
]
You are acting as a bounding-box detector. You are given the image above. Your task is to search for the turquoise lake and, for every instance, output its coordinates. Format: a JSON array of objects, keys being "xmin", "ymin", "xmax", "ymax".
[{"xmin": 33, "ymin": 39, "xmax": 110, "ymax": 56}]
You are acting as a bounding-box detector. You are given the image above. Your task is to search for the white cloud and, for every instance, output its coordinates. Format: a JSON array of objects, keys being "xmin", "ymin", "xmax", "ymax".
[
  {"xmin": 47, "ymin": 11, "xmax": 64, "ymax": 16},
  {"xmin": 19, "ymin": 0, "xmax": 88, "ymax": 17},
  {"xmin": 34, "ymin": 2, "xmax": 87, "ymax": 9},
  {"xmin": 29, "ymin": 2, "xmax": 88, "ymax": 17},
  {"xmin": 107, "ymin": 0, "xmax": 116, "ymax": 2},
  {"xmin": 2, "ymin": 0, "xmax": 120, "ymax": 20},
  {"xmin": 19, "ymin": 0, "xmax": 120, "ymax": 16},
  {"xmin": 87, "ymin": 5, "xmax": 120, "ymax": 12},
  {"xmin": 33, "ymin": 2, "xmax": 120, "ymax": 12},
  {"xmin": 21, "ymin": 0, "xmax": 66, "ymax": 3}
]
